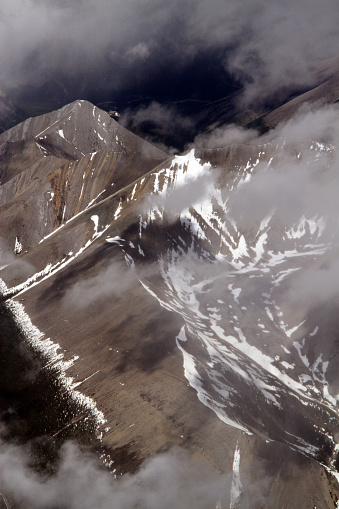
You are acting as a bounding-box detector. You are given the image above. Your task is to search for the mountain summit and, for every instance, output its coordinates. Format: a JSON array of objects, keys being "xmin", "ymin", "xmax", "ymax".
[{"xmin": 0, "ymin": 100, "xmax": 167, "ymax": 251}]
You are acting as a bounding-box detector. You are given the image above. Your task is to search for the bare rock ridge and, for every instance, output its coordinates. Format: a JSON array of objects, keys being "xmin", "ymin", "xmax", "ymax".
[
  {"xmin": 0, "ymin": 99, "xmax": 167, "ymax": 163},
  {"xmin": 0, "ymin": 100, "xmax": 168, "ymax": 251},
  {"xmin": 1, "ymin": 99, "xmax": 339, "ymax": 508}
]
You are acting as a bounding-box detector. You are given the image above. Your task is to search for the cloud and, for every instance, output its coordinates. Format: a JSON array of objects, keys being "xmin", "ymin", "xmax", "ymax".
[
  {"xmin": 62, "ymin": 260, "xmax": 138, "ymax": 310},
  {"xmin": 121, "ymin": 102, "xmax": 193, "ymax": 133},
  {"xmin": 141, "ymin": 161, "xmax": 220, "ymax": 224},
  {"xmin": 194, "ymin": 124, "xmax": 258, "ymax": 149},
  {"xmin": 61, "ymin": 258, "xmax": 162, "ymax": 311},
  {"xmin": 126, "ymin": 42, "xmax": 151, "ymax": 61},
  {"xmin": 228, "ymin": 103, "xmax": 339, "ymax": 233},
  {"xmin": 222, "ymin": 103, "xmax": 339, "ymax": 314},
  {"xmin": 286, "ymin": 257, "xmax": 339, "ymax": 311},
  {"xmin": 157, "ymin": 172, "xmax": 215, "ymax": 216},
  {"xmin": 0, "ymin": 238, "xmax": 34, "ymax": 278},
  {"xmin": 267, "ymin": 102, "xmax": 339, "ymax": 148},
  {"xmin": 1, "ymin": 0, "xmax": 339, "ymax": 105},
  {"xmin": 120, "ymin": 101, "xmax": 194, "ymax": 152},
  {"xmin": 0, "ymin": 440, "xmax": 228, "ymax": 509},
  {"xmin": 120, "ymin": 101, "xmax": 195, "ymax": 153}
]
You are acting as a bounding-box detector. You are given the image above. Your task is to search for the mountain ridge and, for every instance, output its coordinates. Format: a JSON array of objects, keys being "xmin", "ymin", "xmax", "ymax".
[{"xmin": 0, "ymin": 100, "xmax": 168, "ymax": 253}]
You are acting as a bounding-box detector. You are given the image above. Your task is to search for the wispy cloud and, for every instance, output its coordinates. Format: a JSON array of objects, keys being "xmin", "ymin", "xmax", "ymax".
[
  {"xmin": 120, "ymin": 102, "xmax": 193, "ymax": 134},
  {"xmin": 62, "ymin": 260, "xmax": 138, "ymax": 310},
  {"xmin": 194, "ymin": 124, "xmax": 258, "ymax": 148}
]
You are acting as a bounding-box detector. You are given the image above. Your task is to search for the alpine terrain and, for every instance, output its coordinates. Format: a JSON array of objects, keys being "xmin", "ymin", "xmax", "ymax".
[{"xmin": 1, "ymin": 84, "xmax": 339, "ymax": 508}]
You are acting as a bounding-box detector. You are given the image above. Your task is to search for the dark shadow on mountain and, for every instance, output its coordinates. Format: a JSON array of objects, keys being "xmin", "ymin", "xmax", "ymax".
[{"xmin": 115, "ymin": 316, "xmax": 178, "ymax": 375}]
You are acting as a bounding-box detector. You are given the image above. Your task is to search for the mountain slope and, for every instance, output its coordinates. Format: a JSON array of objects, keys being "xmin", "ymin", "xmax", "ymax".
[{"xmin": 1, "ymin": 100, "xmax": 339, "ymax": 507}]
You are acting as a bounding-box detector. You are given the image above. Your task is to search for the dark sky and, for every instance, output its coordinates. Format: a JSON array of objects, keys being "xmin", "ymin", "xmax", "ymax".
[{"xmin": 1, "ymin": 0, "xmax": 339, "ymax": 109}]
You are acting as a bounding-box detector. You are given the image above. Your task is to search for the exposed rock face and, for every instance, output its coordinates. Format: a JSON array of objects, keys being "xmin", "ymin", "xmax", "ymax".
[
  {"xmin": 0, "ymin": 100, "xmax": 167, "ymax": 251},
  {"xmin": 1, "ymin": 99, "xmax": 339, "ymax": 507}
]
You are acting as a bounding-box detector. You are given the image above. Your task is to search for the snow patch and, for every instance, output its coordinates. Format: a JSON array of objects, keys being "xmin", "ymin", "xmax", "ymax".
[
  {"xmin": 4, "ymin": 298, "xmax": 106, "ymax": 434},
  {"xmin": 14, "ymin": 237, "xmax": 23, "ymax": 254},
  {"xmin": 230, "ymin": 443, "xmax": 241, "ymax": 509}
]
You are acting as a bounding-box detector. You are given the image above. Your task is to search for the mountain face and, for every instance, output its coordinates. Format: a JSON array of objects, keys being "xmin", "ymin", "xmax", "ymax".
[
  {"xmin": 0, "ymin": 100, "xmax": 167, "ymax": 251},
  {"xmin": 1, "ymin": 98, "xmax": 339, "ymax": 507}
]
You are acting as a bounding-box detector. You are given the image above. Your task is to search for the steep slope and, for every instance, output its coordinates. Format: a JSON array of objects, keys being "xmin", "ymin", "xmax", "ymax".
[{"xmin": 1, "ymin": 100, "xmax": 339, "ymax": 507}]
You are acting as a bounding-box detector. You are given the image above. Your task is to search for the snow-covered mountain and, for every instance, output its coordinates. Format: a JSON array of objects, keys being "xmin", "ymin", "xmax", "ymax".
[{"xmin": 1, "ymin": 98, "xmax": 339, "ymax": 507}]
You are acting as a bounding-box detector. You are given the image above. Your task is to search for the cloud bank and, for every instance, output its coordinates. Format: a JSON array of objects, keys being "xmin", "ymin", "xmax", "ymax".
[
  {"xmin": 228, "ymin": 104, "xmax": 339, "ymax": 231},
  {"xmin": 1, "ymin": 0, "xmax": 339, "ymax": 105},
  {"xmin": 225, "ymin": 103, "xmax": 339, "ymax": 313},
  {"xmin": 0, "ymin": 441, "xmax": 227, "ymax": 509}
]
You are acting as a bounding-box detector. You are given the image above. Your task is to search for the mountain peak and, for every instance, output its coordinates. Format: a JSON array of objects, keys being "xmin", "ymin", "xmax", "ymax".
[
  {"xmin": 0, "ymin": 99, "xmax": 167, "ymax": 163},
  {"xmin": 0, "ymin": 100, "xmax": 168, "ymax": 251}
]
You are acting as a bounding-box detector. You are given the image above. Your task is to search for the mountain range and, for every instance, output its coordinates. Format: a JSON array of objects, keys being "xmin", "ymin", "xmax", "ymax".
[{"xmin": 1, "ymin": 74, "xmax": 339, "ymax": 508}]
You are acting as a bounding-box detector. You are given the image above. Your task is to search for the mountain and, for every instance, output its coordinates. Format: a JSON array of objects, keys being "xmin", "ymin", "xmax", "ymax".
[
  {"xmin": 0, "ymin": 100, "xmax": 167, "ymax": 251},
  {"xmin": 1, "ymin": 98, "xmax": 339, "ymax": 508}
]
